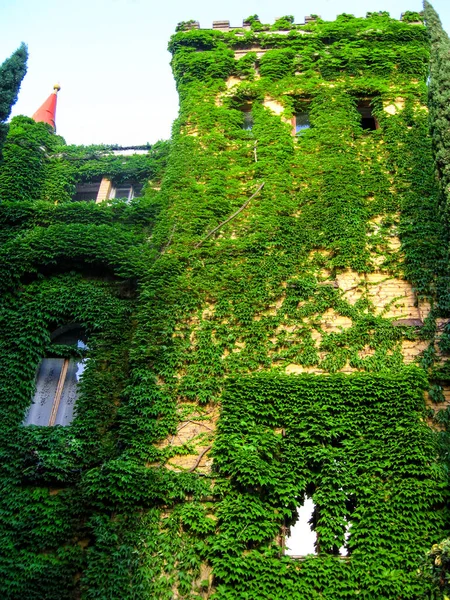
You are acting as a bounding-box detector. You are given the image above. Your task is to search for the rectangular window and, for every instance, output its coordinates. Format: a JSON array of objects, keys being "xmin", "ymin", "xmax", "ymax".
[
  {"xmin": 110, "ymin": 184, "xmax": 135, "ymax": 201},
  {"xmin": 73, "ymin": 180, "xmax": 101, "ymax": 202},
  {"xmin": 295, "ymin": 112, "xmax": 310, "ymax": 134},
  {"xmin": 357, "ymin": 104, "xmax": 377, "ymax": 130}
]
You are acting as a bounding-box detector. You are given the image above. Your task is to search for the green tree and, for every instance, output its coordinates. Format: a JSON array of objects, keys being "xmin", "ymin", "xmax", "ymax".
[
  {"xmin": 0, "ymin": 42, "xmax": 28, "ymax": 151},
  {"xmin": 424, "ymin": 2, "xmax": 450, "ymax": 216},
  {"xmin": 421, "ymin": 7, "xmax": 450, "ymax": 598}
]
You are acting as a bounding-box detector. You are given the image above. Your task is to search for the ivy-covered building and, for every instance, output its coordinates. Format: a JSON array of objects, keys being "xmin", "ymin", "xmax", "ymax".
[{"xmin": 1, "ymin": 5, "xmax": 450, "ymax": 599}]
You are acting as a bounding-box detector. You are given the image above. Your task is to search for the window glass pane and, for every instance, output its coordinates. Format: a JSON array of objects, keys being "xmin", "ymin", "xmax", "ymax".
[
  {"xmin": 24, "ymin": 358, "xmax": 64, "ymax": 426},
  {"xmin": 296, "ymin": 113, "xmax": 310, "ymax": 133},
  {"xmin": 54, "ymin": 359, "xmax": 85, "ymax": 426},
  {"xmin": 242, "ymin": 112, "xmax": 253, "ymax": 130},
  {"xmin": 73, "ymin": 182, "xmax": 101, "ymax": 202},
  {"xmin": 114, "ymin": 185, "xmax": 133, "ymax": 199},
  {"xmin": 73, "ymin": 191, "xmax": 96, "ymax": 202},
  {"xmin": 285, "ymin": 497, "xmax": 317, "ymax": 556}
]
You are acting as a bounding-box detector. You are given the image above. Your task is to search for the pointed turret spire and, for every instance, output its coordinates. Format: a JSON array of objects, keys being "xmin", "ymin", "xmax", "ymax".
[{"xmin": 32, "ymin": 84, "xmax": 60, "ymax": 130}]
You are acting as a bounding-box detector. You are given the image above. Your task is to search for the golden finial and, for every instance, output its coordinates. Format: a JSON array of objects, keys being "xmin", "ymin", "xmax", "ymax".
[{"xmin": 53, "ymin": 83, "xmax": 61, "ymax": 94}]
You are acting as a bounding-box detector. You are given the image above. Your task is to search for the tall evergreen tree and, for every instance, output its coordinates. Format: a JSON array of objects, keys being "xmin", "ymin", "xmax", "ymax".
[
  {"xmin": 424, "ymin": 2, "xmax": 450, "ymax": 214},
  {"xmin": 0, "ymin": 43, "xmax": 28, "ymax": 150}
]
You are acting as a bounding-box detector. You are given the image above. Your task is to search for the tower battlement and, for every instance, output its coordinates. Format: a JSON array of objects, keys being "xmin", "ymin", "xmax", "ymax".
[{"xmin": 177, "ymin": 10, "xmax": 423, "ymax": 32}]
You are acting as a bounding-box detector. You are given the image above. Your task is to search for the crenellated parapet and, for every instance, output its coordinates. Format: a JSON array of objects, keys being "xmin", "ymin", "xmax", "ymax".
[{"xmin": 178, "ymin": 11, "xmax": 423, "ymax": 32}]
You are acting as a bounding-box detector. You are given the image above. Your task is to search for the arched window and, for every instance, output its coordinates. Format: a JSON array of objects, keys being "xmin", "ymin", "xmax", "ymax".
[{"xmin": 23, "ymin": 325, "xmax": 87, "ymax": 426}]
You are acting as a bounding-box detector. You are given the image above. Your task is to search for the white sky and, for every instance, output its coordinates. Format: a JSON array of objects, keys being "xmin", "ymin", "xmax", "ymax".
[
  {"xmin": 1, "ymin": 0, "xmax": 449, "ymax": 147},
  {"xmin": 286, "ymin": 497, "xmax": 349, "ymax": 556},
  {"xmin": 285, "ymin": 497, "xmax": 317, "ymax": 555}
]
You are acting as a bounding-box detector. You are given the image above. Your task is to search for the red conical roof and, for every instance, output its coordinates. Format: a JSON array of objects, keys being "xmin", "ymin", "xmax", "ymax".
[{"xmin": 32, "ymin": 84, "xmax": 60, "ymax": 130}]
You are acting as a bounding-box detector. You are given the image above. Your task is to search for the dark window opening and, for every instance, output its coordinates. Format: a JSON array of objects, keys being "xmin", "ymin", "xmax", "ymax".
[
  {"xmin": 23, "ymin": 325, "xmax": 88, "ymax": 426},
  {"xmin": 73, "ymin": 179, "xmax": 101, "ymax": 202},
  {"xmin": 357, "ymin": 104, "xmax": 377, "ymax": 130},
  {"xmin": 133, "ymin": 183, "xmax": 143, "ymax": 197}
]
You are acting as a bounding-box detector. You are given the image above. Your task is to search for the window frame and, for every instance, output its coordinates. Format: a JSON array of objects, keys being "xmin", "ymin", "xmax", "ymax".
[
  {"xmin": 47, "ymin": 357, "xmax": 71, "ymax": 426},
  {"xmin": 110, "ymin": 183, "xmax": 135, "ymax": 201}
]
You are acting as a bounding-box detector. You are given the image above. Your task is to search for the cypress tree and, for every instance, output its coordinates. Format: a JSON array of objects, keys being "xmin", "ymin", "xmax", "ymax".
[
  {"xmin": 423, "ymin": 2, "xmax": 450, "ymax": 214},
  {"xmin": 0, "ymin": 42, "xmax": 28, "ymax": 151}
]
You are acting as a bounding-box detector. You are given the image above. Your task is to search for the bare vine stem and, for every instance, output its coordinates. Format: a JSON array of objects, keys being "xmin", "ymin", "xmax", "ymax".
[
  {"xmin": 160, "ymin": 224, "xmax": 177, "ymax": 254},
  {"xmin": 194, "ymin": 182, "xmax": 265, "ymax": 248},
  {"xmin": 188, "ymin": 445, "xmax": 212, "ymax": 472}
]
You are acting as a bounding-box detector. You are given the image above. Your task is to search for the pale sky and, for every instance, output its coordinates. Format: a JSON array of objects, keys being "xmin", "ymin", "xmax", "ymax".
[
  {"xmin": 1, "ymin": 0, "xmax": 449, "ymax": 147},
  {"xmin": 286, "ymin": 497, "xmax": 349, "ymax": 556},
  {"xmin": 285, "ymin": 497, "xmax": 317, "ymax": 556}
]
